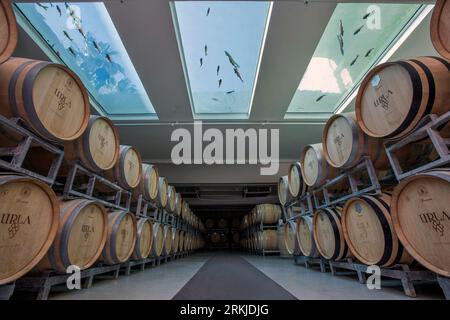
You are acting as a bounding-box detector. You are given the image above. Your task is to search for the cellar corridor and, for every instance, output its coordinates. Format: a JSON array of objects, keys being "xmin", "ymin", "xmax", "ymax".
[{"xmin": 42, "ymin": 253, "xmax": 444, "ymax": 300}]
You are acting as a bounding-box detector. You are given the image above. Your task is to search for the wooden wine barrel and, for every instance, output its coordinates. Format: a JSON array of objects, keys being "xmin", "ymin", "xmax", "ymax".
[
  {"xmin": 105, "ymin": 145, "xmax": 142, "ymax": 190},
  {"xmin": 283, "ymin": 221, "xmax": 300, "ymax": 255},
  {"xmin": 172, "ymin": 228, "xmax": 180, "ymax": 253},
  {"xmin": 431, "ymin": 0, "xmax": 450, "ymax": 60},
  {"xmin": 132, "ymin": 218, "xmax": 153, "ymax": 260},
  {"xmin": 313, "ymin": 207, "xmax": 352, "ymax": 261},
  {"xmin": 150, "ymin": 223, "xmax": 164, "ymax": 257},
  {"xmin": 342, "ymin": 194, "xmax": 413, "ymax": 267},
  {"xmin": 392, "ymin": 170, "xmax": 450, "ymax": 277},
  {"xmin": 156, "ymin": 177, "xmax": 168, "ymax": 208},
  {"xmin": 175, "ymin": 193, "xmax": 182, "ymax": 217},
  {"xmin": 205, "ymin": 218, "xmax": 215, "ymax": 229},
  {"xmin": 64, "ymin": 116, "xmax": 120, "ymax": 172},
  {"xmin": 218, "ymin": 218, "xmax": 227, "ymax": 229},
  {"xmin": 211, "ymin": 232, "xmax": 221, "ymax": 243},
  {"xmin": 0, "ymin": 0, "xmax": 17, "ymax": 64},
  {"xmin": 101, "ymin": 211, "xmax": 136, "ymax": 265},
  {"xmin": 278, "ymin": 175, "xmax": 293, "ymax": 206},
  {"xmin": 288, "ymin": 162, "xmax": 307, "ymax": 198},
  {"xmin": 296, "ymin": 216, "xmax": 319, "ymax": 258},
  {"xmin": 0, "ymin": 175, "xmax": 59, "ymax": 285},
  {"xmin": 356, "ymin": 56, "xmax": 450, "ymax": 139},
  {"xmin": 178, "ymin": 230, "xmax": 185, "ymax": 252},
  {"xmin": 133, "ymin": 164, "xmax": 159, "ymax": 202},
  {"xmin": 167, "ymin": 185, "xmax": 177, "ymax": 213},
  {"xmin": 0, "ymin": 58, "xmax": 90, "ymax": 142},
  {"xmin": 258, "ymin": 230, "xmax": 278, "ymax": 250},
  {"xmin": 322, "ymin": 112, "xmax": 389, "ymax": 169},
  {"xmin": 162, "ymin": 225, "xmax": 172, "ymax": 256},
  {"xmin": 36, "ymin": 199, "xmax": 107, "ymax": 273},
  {"xmin": 301, "ymin": 143, "xmax": 339, "ymax": 187},
  {"xmin": 256, "ymin": 204, "xmax": 282, "ymax": 224}
]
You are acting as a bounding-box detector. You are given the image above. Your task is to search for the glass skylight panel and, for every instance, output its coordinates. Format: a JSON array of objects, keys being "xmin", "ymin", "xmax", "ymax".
[
  {"xmin": 173, "ymin": 1, "xmax": 271, "ymax": 116},
  {"xmin": 286, "ymin": 3, "xmax": 423, "ymax": 116},
  {"xmin": 15, "ymin": 2, "xmax": 156, "ymax": 117}
]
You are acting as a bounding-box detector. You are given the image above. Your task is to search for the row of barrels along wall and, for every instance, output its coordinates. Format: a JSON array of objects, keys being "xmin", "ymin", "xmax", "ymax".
[
  {"xmin": 278, "ymin": 0, "xmax": 450, "ymax": 277},
  {"xmin": 240, "ymin": 204, "xmax": 282, "ymax": 251},
  {"xmin": 0, "ymin": 0, "xmax": 204, "ymax": 285}
]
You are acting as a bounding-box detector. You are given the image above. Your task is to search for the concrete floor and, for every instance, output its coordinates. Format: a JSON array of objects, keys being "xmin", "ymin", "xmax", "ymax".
[{"xmin": 49, "ymin": 252, "xmax": 444, "ymax": 300}]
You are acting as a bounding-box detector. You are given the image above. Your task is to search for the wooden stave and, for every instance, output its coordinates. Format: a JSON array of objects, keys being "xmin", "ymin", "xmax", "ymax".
[
  {"xmin": 0, "ymin": 175, "xmax": 59, "ymax": 285},
  {"xmin": 37, "ymin": 199, "xmax": 108, "ymax": 273},
  {"xmin": 101, "ymin": 211, "xmax": 137, "ymax": 265},
  {"xmin": 162, "ymin": 225, "xmax": 173, "ymax": 256},
  {"xmin": 313, "ymin": 207, "xmax": 352, "ymax": 261},
  {"xmin": 342, "ymin": 194, "xmax": 413, "ymax": 267},
  {"xmin": 132, "ymin": 218, "xmax": 153, "ymax": 260},
  {"xmin": 391, "ymin": 170, "xmax": 450, "ymax": 277},
  {"xmin": 296, "ymin": 216, "xmax": 319, "ymax": 257},
  {"xmin": 150, "ymin": 223, "xmax": 164, "ymax": 257},
  {"xmin": 0, "ymin": 58, "xmax": 90, "ymax": 142},
  {"xmin": 105, "ymin": 145, "xmax": 142, "ymax": 190},
  {"xmin": 288, "ymin": 162, "xmax": 307, "ymax": 198},
  {"xmin": 256, "ymin": 204, "xmax": 282, "ymax": 225},
  {"xmin": 355, "ymin": 57, "xmax": 450, "ymax": 139},
  {"xmin": 156, "ymin": 177, "xmax": 168, "ymax": 208},
  {"xmin": 300, "ymin": 143, "xmax": 339, "ymax": 187},
  {"xmin": 166, "ymin": 185, "xmax": 177, "ymax": 213},
  {"xmin": 172, "ymin": 228, "xmax": 180, "ymax": 253},
  {"xmin": 174, "ymin": 193, "xmax": 182, "ymax": 217},
  {"xmin": 430, "ymin": 0, "xmax": 450, "ymax": 60},
  {"xmin": 258, "ymin": 230, "xmax": 278, "ymax": 250},
  {"xmin": 132, "ymin": 164, "xmax": 159, "ymax": 202},
  {"xmin": 278, "ymin": 175, "xmax": 293, "ymax": 205},
  {"xmin": 0, "ymin": 0, "xmax": 18, "ymax": 64},
  {"xmin": 322, "ymin": 113, "xmax": 389, "ymax": 169},
  {"xmin": 64, "ymin": 115, "xmax": 120, "ymax": 173},
  {"xmin": 283, "ymin": 221, "xmax": 300, "ymax": 255}
]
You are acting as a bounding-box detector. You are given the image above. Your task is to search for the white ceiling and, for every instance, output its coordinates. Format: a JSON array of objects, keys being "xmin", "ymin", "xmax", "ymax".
[{"xmin": 14, "ymin": 0, "xmax": 438, "ymax": 187}]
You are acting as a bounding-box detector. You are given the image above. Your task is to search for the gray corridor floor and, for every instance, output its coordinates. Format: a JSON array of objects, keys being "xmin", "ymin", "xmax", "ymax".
[{"xmin": 49, "ymin": 252, "xmax": 444, "ymax": 300}]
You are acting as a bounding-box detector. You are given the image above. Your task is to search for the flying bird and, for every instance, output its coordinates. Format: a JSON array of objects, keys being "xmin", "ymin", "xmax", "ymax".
[
  {"xmin": 339, "ymin": 19, "xmax": 344, "ymax": 37},
  {"xmin": 216, "ymin": 65, "xmax": 220, "ymax": 76},
  {"xmin": 106, "ymin": 53, "xmax": 113, "ymax": 63},
  {"xmin": 353, "ymin": 25, "xmax": 364, "ymax": 35},
  {"xmin": 63, "ymin": 31, "xmax": 73, "ymax": 42},
  {"xmin": 212, "ymin": 98, "xmax": 219, "ymax": 102},
  {"xmin": 234, "ymin": 68, "xmax": 243, "ymax": 82},
  {"xmin": 350, "ymin": 55, "xmax": 359, "ymax": 66},
  {"xmin": 218, "ymin": 79, "xmax": 222, "ymax": 88},
  {"xmin": 93, "ymin": 41, "xmax": 101, "ymax": 53},
  {"xmin": 337, "ymin": 34, "xmax": 344, "ymax": 56},
  {"xmin": 204, "ymin": 45, "xmax": 208, "ymax": 56},
  {"xmin": 77, "ymin": 27, "xmax": 86, "ymax": 39},
  {"xmin": 315, "ymin": 94, "xmax": 326, "ymax": 102},
  {"xmin": 37, "ymin": 3, "xmax": 48, "ymax": 10},
  {"xmin": 68, "ymin": 47, "xmax": 76, "ymax": 57},
  {"xmin": 364, "ymin": 48, "xmax": 374, "ymax": 57},
  {"xmin": 225, "ymin": 51, "xmax": 240, "ymax": 69},
  {"xmin": 56, "ymin": 5, "xmax": 62, "ymax": 16},
  {"xmin": 200, "ymin": 58, "xmax": 203, "ymax": 67},
  {"xmin": 226, "ymin": 90, "xmax": 235, "ymax": 95},
  {"xmin": 64, "ymin": 2, "xmax": 70, "ymax": 9},
  {"xmin": 206, "ymin": 7, "xmax": 210, "ymax": 16},
  {"xmin": 363, "ymin": 10, "xmax": 375, "ymax": 20}
]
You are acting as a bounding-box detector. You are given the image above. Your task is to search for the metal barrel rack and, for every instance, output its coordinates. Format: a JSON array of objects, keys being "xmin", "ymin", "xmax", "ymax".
[
  {"xmin": 13, "ymin": 264, "xmax": 122, "ymax": 300},
  {"xmin": 57, "ymin": 162, "xmax": 132, "ymax": 211},
  {"xmin": 293, "ymin": 255, "xmax": 329, "ymax": 273},
  {"xmin": 328, "ymin": 258, "xmax": 439, "ymax": 298},
  {"xmin": 0, "ymin": 115, "xmax": 64, "ymax": 186},
  {"xmin": 312, "ymin": 156, "xmax": 383, "ymax": 210},
  {"xmin": 385, "ymin": 111, "xmax": 450, "ymax": 181}
]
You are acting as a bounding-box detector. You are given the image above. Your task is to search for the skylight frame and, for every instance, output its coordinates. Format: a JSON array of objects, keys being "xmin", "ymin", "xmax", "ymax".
[
  {"xmin": 171, "ymin": 1, "xmax": 273, "ymax": 120},
  {"xmin": 13, "ymin": 2, "xmax": 158, "ymax": 121},
  {"xmin": 284, "ymin": 3, "xmax": 432, "ymax": 121}
]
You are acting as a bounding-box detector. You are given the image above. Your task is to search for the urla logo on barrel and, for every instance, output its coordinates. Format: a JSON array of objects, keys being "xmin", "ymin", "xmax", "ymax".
[{"xmin": 170, "ymin": 121, "xmax": 279, "ymax": 175}]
